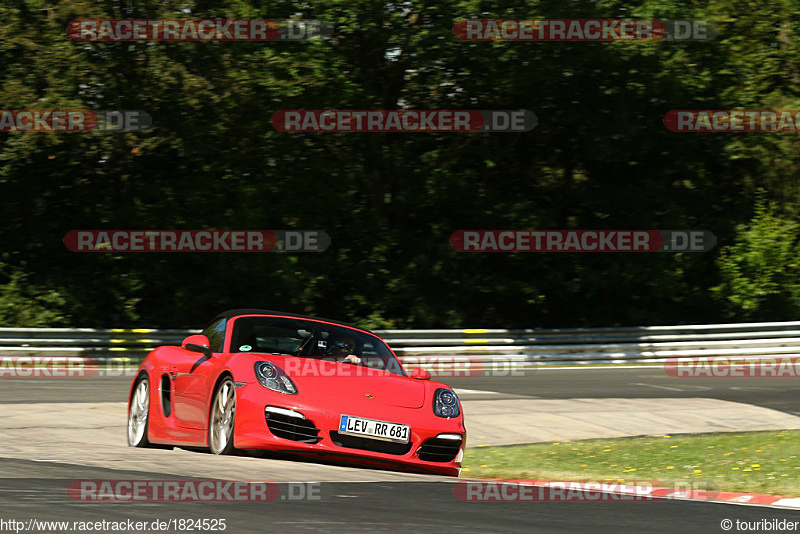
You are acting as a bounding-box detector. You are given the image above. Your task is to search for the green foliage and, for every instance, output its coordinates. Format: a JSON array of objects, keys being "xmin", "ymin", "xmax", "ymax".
[
  {"xmin": 0, "ymin": 264, "xmax": 69, "ymax": 326},
  {"xmin": 1, "ymin": 0, "xmax": 799, "ymax": 327},
  {"xmin": 714, "ymin": 201, "xmax": 800, "ymax": 319}
]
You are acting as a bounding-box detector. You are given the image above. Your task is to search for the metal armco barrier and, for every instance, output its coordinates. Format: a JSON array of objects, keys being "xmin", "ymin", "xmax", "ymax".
[{"xmin": 2, "ymin": 321, "xmax": 800, "ymax": 368}]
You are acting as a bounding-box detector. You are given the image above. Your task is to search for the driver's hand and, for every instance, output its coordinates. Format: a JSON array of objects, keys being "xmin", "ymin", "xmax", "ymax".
[{"xmin": 343, "ymin": 354, "xmax": 361, "ymax": 364}]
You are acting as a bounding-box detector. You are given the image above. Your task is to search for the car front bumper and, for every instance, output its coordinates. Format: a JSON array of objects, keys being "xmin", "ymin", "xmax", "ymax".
[{"xmin": 232, "ymin": 383, "xmax": 466, "ymax": 477}]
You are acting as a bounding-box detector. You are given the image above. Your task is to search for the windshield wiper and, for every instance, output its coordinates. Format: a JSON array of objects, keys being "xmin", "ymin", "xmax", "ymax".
[{"xmin": 265, "ymin": 349, "xmax": 298, "ymax": 356}]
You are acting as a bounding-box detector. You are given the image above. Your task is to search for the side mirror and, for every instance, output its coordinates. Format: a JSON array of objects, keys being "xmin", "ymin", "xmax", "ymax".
[
  {"xmin": 410, "ymin": 368, "xmax": 431, "ymax": 380},
  {"xmin": 182, "ymin": 335, "xmax": 213, "ymax": 358}
]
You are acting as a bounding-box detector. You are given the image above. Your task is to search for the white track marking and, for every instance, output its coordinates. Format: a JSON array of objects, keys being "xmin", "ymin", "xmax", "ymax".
[
  {"xmin": 534, "ymin": 365, "xmax": 663, "ymax": 370},
  {"xmin": 631, "ymin": 382, "xmax": 711, "ymax": 392}
]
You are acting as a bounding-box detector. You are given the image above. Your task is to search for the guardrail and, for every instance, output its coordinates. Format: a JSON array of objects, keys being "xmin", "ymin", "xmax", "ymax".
[{"xmin": 2, "ymin": 321, "xmax": 800, "ymax": 368}]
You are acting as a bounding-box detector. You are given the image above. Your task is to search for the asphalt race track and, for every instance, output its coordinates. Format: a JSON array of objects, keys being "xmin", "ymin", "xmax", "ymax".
[
  {"xmin": 1, "ymin": 459, "xmax": 799, "ymax": 533},
  {"xmin": 1, "ymin": 369, "xmax": 799, "ymax": 532},
  {"xmin": 2, "ymin": 367, "xmax": 799, "ymax": 414},
  {"xmin": 450, "ymin": 367, "xmax": 800, "ymax": 415}
]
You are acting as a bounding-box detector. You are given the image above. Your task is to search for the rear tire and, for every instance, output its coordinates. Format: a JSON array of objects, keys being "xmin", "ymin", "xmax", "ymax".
[
  {"xmin": 209, "ymin": 377, "xmax": 237, "ymax": 455},
  {"xmin": 128, "ymin": 376, "xmax": 152, "ymax": 447}
]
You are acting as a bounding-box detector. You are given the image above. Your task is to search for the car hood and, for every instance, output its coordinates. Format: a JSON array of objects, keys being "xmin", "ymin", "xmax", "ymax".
[{"xmin": 240, "ymin": 355, "xmax": 426, "ymax": 409}]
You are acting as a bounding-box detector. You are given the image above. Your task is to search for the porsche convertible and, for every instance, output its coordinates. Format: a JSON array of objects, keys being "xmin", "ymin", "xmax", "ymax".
[{"xmin": 127, "ymin": 310, "xmax": 466, "ymax": 476}]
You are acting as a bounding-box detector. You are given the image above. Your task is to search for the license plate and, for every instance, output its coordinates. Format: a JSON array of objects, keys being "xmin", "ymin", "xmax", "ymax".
[{"xmin": 339, "ymin": 415, "xmax": 410, "ymax": 444}]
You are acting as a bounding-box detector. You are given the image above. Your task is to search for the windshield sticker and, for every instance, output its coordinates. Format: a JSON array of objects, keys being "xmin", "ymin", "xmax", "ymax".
[{"xmin": 239, "ymin": 345, "xmax": 252, "ymax": 352}]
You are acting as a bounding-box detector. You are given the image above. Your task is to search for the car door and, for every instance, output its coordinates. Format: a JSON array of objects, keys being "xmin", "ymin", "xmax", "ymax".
[
  {"xmin": 171, "ymin": 350, "xmax": 214, "ymax": 429},
  {"xmin": 173, "ymin": 319, "xmax": 226, "ymax": 429}
]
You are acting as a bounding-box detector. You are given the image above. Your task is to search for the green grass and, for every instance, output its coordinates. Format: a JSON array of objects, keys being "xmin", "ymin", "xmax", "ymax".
[{"xmin": 463, "ymin": 430, "xmax": 800, "ymax": 496}]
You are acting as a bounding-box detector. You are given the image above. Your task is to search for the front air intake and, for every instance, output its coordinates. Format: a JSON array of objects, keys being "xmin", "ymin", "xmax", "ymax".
[
  {"xmin": 264, "ymin": 408, "xmax": 321, "ymax": 443},
  {"xmin": 417, "ymin": 436, "xmax": 462, "ymax": 462}
]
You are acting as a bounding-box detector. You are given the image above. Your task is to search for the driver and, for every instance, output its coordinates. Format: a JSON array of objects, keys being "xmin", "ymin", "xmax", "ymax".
[{"xmin": 328, "ymin": 339, "xmax": 361, "ymax": 364}]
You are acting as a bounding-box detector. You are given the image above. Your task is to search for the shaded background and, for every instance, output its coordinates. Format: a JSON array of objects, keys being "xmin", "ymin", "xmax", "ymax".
[{"xmin": 2, "ymin": 0, "xmax": 799, "ymax": 328}]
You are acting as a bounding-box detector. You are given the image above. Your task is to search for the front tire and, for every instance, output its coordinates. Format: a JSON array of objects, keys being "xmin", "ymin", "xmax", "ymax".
[
  {"xmin": 128, "ymin": 376, "xmax": 151, "ymax": 447},
  {"xmin": 209, "ymin": 377, "xmax": 237, "ymax": 455}
]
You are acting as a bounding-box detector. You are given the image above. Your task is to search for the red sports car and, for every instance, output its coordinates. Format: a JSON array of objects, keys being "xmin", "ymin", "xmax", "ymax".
[{"xmin": 127, "ymin": 310, "xmax": 466, "ymax": 476}]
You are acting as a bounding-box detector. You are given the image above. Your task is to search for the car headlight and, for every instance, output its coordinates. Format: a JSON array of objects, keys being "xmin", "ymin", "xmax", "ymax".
[
  {"xmin": 433, "ymin": 388, "xmax": 460, "ymax": 418},
  {"xmin": 254, "ymin": 361, "xmax": 297, "ymax": 395}
]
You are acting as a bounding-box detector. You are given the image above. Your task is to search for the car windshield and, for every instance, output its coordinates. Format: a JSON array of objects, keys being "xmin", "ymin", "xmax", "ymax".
[{"xmin": 229, "ymin": 316, "xmax": 406, "ymax": 376}]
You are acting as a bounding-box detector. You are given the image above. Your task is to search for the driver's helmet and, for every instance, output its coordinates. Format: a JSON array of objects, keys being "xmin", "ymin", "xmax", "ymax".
[{"xmin": 327, "ymin": 339, "xmax": 354, "ymax": 357}]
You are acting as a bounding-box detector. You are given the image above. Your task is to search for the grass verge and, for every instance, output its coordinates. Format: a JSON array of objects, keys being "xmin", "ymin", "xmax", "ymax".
[{"xmin": 462, "ymin": 430, "xmax": 799, "ymax": 496}]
